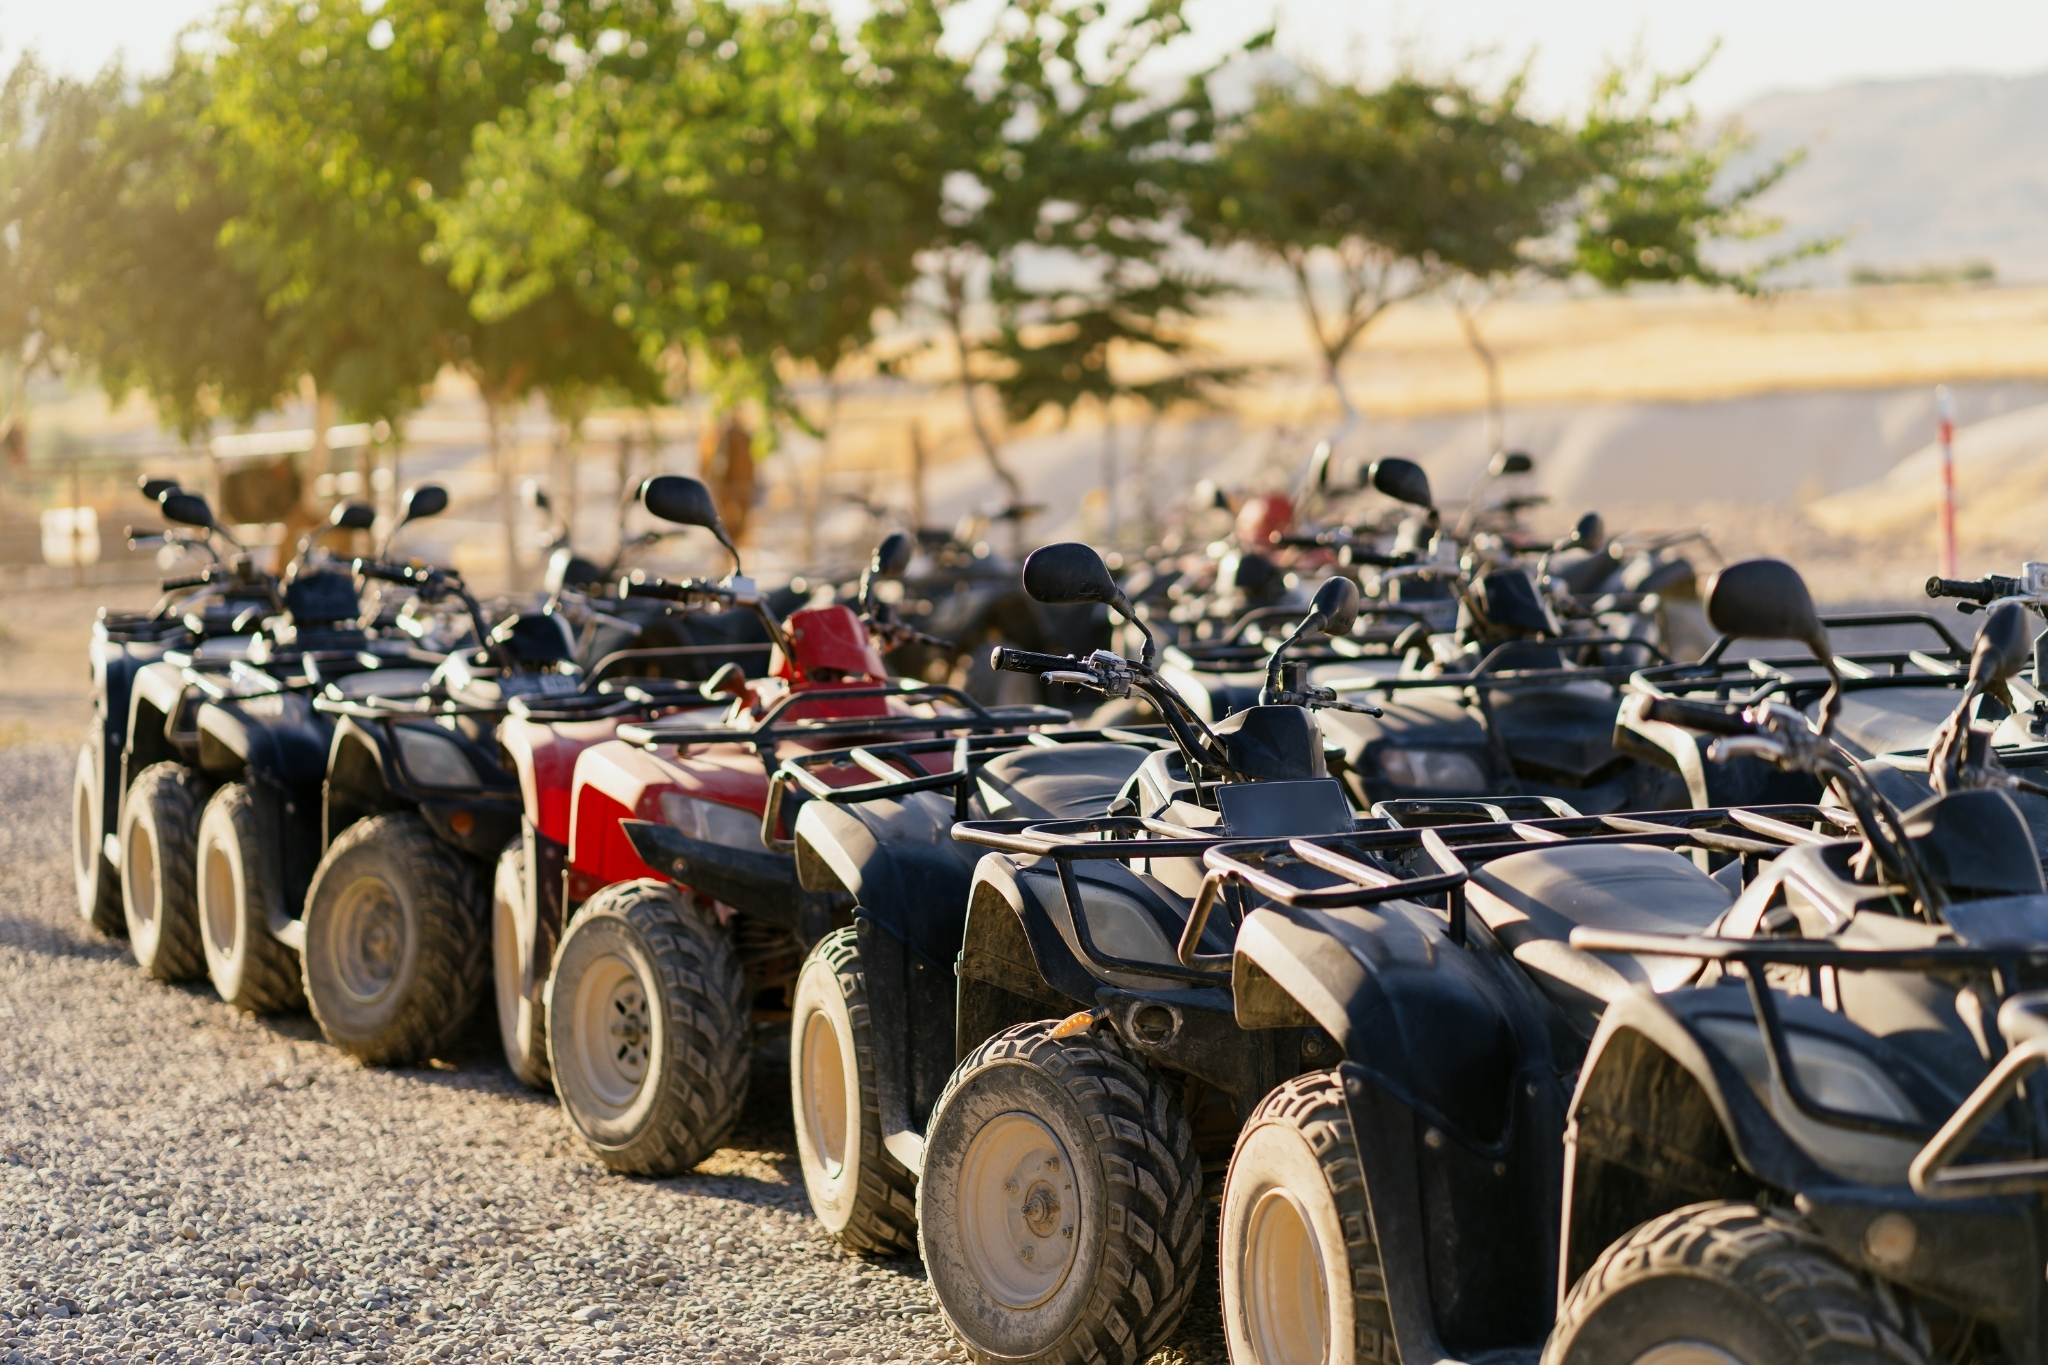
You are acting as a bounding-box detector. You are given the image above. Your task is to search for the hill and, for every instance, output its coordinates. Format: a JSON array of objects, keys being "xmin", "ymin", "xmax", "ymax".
[{"xmin": 1735, "ymin": 69, "xmax": 2048, "ymax": 282}]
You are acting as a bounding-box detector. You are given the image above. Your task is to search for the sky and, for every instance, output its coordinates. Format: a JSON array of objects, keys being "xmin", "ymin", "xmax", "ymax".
[{"xmin": 3, "ymin": 0, "xmax": 2048, "ymax": 113}]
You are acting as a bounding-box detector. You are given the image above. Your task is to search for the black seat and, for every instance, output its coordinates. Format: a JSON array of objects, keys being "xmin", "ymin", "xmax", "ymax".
[
  {"xmin": 1466, "ymin": 843, "xmax": 1733, "ymax": 1035},
  {"xmin": 978, "ymin": 742, "xmax": 1151, "ymax": 821}
]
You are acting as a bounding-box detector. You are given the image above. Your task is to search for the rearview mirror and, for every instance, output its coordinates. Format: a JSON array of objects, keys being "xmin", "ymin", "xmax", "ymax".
[
  {"xmin": 1309, "ymin": 575, "xmax": 1360, "ymax": 637},
  {"xmin": 399, "ymin": 484, "xmax": 449, "ymax": 524},
  {"xmin": 139, "ymin": 476, "xmax": 181, "ymax": 503},
  {"xmin": 871, "ymin": 531, "xmax": 913, "ymax": 581},
  {"xmin": 1706, "ymin": 559, "xmax": 1826, "ymax": 651},
  {"xmin": 639, "ymin": 475, "xmax": 739, "ymax": 569},
  {"xmin": 1707, "ymin": 558, "xmax": 1841, "ymax": 732},
  {"xmin": 330, "ymin": 501, "xmax": 376, "ymax": 532},
  {"xmin": 1369, "ymin": 458, "xmax": 1433, "ymax": 510},
  {"xmin": 1023, "ymin": 542, "xmax": 1123, "ymax": 608},
  {"xmin": 1565, "ymin": 511, "xmax": 1606, "ymax": 553},
  {"xmin": 1971, "ymin": 600, "xmax": 2032, "ymax": 694},
  {"xmin": 159, "ymin": 492, "xmax": 218, "ymax": 531},
  {"xmin": 639, "ymin": 475, "xmax": 721, "ymax": 529},
  {"xmin": 1490, "ymin": 450, "xmax": 1535, "ymax": 477}
]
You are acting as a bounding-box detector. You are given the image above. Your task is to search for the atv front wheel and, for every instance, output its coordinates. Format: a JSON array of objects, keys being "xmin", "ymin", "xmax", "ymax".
[
  {"xmin": 917, "ymin": 1021, "xmax": 1203, "ymax": 1365},
  {"xmin": 196, "ymin": 783, "xmax": 305, "ymax": 1014},
  {"xmin": 1220, "ymin": 1071, "xmax": 1396, "ymax": 1365},
  {"xmin": 545, "ymin": 880, "xmax": 748, "ymax": 1174},
  {"xmin": 302, "ymin": 814, "xmax": 488, "ymax": 1065},
  {"xmin": 492, "ymin": 843, "xmax": 549, "ymax": 1089},
  {"xmin": 1544, "ymin": 1201, "xmax": 1930, "ymax": 1365},
  {"xmin": 119, "ymin": 762, "xmax": 206, "ymax": 982},
  {"xmin": 72, "ymin": 741, "xmax": 124, "ymax": 936},
  {"xmin": 790, "ymin": 927, "xmax": 917, "ymax": 1255}
]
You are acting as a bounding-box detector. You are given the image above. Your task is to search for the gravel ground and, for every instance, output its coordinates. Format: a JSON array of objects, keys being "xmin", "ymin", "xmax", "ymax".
[{"xmin": 0, "ymin": 743, "xmax": 1225, "ymax": 1365}]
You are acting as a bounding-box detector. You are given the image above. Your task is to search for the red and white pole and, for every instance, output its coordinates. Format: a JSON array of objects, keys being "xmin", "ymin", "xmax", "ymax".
[{"xmin": 1936, "ymin": 384, "xmax": 1957, "ymax": 580}]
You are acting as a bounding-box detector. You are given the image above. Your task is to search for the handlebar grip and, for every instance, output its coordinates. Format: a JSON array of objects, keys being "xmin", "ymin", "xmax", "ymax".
[
  {"xmin": 990, "ymin": 647, "xmax": 1078, "ymax": 676},
  {"xmin": 353, "ymin": 560, "xmax": 414, "ymax": 584},
  {"xmin": 158, "ymin": 573, "xmax": 209, "ymax": 591},
  {"xmin": 621, "ymin": 579, "xmax": 685, "ymax": 601},
  {"xmin": 1641, "ymin": 696, "xmax": 1756, "ymax": 737},
  {"xmin": 1925, "ymin": 575, "xmax": 2018, "ymax": 603}
]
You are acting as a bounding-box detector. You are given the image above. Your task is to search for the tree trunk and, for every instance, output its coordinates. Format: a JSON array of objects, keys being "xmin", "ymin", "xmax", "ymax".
[
  {"xmin": 278, "ymin": 382, "xmax": 336, "ymax": 572},
  {"xmin": 941, "ymin": 279, "xmax": 1024, "ymax": 542},
  {"xmin": 908, "ymin": 421, "xmax": 928, "ymax": 530},
  {"xmin": 1452, "ymin": 299, "xmax": 1505, "ymax": 456},
  {"xmin": 485, "ymin": 391, "xmax": 518, "ymax": 593}
]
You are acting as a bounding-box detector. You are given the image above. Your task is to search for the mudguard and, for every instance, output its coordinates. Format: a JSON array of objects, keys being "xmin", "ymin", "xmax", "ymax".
[
  {"xmin": 196, "ymin": 692, "xmax": 334, "ymax": 917},
  {"xmin": 1561, "ymin": 988, "xmax": 2040, "ymax": 1331},
  {"xmin": 1232, "ymin": 899, "xmax": 1575, "ymax": 1358},
  {"xmin": 794, "ymin": 792, "xmax": 990, "ymax": 1173},
  {"xmin": 620, "ymin": 819, "xmax": 808, "ymax": 931},
  {"xmin": 125, "ymin": 661, "xmax": 198, "ymax": 784},
  {"xmin": 323, "ymin": 716, "xmax": 521, "ymax": 860},
  {"xmin": 88, "ymin": 628, "xmax": 177, "ymax": 842},
  {"xmin": 197, "ymin": 693, "xmax": 331, "ymax": 787}
]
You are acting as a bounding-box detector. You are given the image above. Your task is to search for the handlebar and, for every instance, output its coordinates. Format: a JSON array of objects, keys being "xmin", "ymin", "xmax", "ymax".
[
  {"xmin": 354, "ymin": 560, "xmax": 419, "ymax": 585},
  {"xmin": 620, "ymin": 577, "xmax": 720, "ymax": 602},
  {"xmin": 1926, "ymin": 574, "xmax": 2021, "ymax": 604},
  {"xmin": 991, "ymin": 647, "xmax": 1080, "ymax": 676},
  {"xmin": 1641, "ymin": 695, "xmax": 1757, "ymax": 737},
  {"xmin": 158, "ymin": 573, "xmax": 211, "ymax": 591}
]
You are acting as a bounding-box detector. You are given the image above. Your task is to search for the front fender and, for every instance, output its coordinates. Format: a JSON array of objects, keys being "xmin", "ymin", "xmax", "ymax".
[
  {"xmin": 1563, "ymin": 990, "xmax": 2041, "ymax": 1327},
  {"xmin": 1232, "ymin": 898, "xmax": 1575, "ymax": 1355},
  {"xmin": 197, "ymin": 692, "xmax": 332, "ymax": 789},
  {"xmin": 792, "ymin": 791, "xmax": 979, "ymax": 968}
]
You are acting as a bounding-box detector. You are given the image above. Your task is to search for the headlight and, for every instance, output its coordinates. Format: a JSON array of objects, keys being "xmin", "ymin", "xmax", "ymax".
[
  {"xmin": 1377, "ymin": 747, "xmax": 1487, "ymax": 792},
  {"xmin": 659, "ymin": 791, "xmax": 769, "ymax": 849},
  {"xmin": 393, "ymin": 725, "xmax": 478, "ymax": 789}
]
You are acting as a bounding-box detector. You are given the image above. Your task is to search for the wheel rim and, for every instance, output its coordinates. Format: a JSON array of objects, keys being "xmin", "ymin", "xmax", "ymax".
[
  {"xmin": 202, "ymin": 838, "xmax": 238, "ymax": 957},
  {"xmin": 957, "ymin": 1109, "xmax": 1081, "ymax": 1310},
  {"xmin": 493, "ymin": 885, "xmax": 523, "ymax": 1043},
  {"xmin": 125, "ymin": 822, "xmax": 158, "ymax": 929},
  {"xmin": 74, "ymin": 773, "xmax": 94, "ymax": 884},
  {"xmin": 570, "ymin": 952, "xmax": 653, "ymax": 1115},
  {"xmin": 328, "ymin": 875, "xmax": 404, "ymax": 1003},
  {"xmin": 1243, "ymin": 1187, "xmax": 1329, "ymax": 1365},
  {"xmin": 799, "ymin": 1008, "xmax": 849, "ymax": 1178},
  {"xmin": 1628, "ymin": 1344, "xmax": 1748, "ymax": 1365}
]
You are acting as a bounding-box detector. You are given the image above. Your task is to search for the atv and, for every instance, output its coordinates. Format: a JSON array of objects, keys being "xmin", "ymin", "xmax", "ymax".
[
  {"xmin": 1202, "ymin": 563, "xmax": 2048, "ymax": 1365},
  {"xmin": 73, "ymin": 478, "xmax": 285, "ymax": 938},
  {"xmin": 891, "ymin": 543, "xmax": 1824, "ymax": 1364},
  {"xmin": 516, "ymin": 523, "xmax": 1073, "ymax": 1175}
]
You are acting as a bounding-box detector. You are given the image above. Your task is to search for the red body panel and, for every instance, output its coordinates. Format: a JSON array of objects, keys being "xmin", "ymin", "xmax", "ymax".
[
  {"xmin": 499, "ymin": 713, "xmax": 635, "ymax": 847},
  {"xmin": 568, "ymin": 739, "xmax": 770, "ymax": 888}
]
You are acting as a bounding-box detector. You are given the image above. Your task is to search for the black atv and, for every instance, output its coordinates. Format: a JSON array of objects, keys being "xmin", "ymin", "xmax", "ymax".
[
  {"xmin": 80, "ymin": 486, "xmax": 431, "ymax": 994},
  {"xmin": 1200, "ymin": 563, "xmax": 2048, "ymax": 1365},
  {"xmin": 73, "ymin": 479, "xmax": 282, "ymax": 937},
  {"xmin": 528, "ymin": 479, "xmax": 793, "ymax": 684}
]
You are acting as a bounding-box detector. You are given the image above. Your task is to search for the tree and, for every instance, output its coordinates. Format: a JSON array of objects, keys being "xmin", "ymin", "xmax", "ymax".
[
  {"xmin": 1444, "ymin": 53, "xmax": 1836, "ymax": 454},
  {"xmin": 0, "ymin": 53, "xmax": 289, "ymax": 439},
  {"xmin": 908, "ymin": 0, "xmax": 1240, "ymax": 519},
  {"xmin": 441, "ymin": 0, "xmax": 959, "ymax": 429},
  {"xmin": 204, "ymin": 0, "xmax": 654, "ymax": 576},
  {"xmin": 1202, "ymin": 69, "xmax": 1574, "ymax": 426}
]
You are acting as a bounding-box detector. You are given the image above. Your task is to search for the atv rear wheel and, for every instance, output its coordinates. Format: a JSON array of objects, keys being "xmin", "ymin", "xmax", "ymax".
[
  {"xmin": 545, "ymin": 880, "xmax": 748, "ymax": 1174},
  {"xmin": 119, "ymin": 762, "xmax": 206, "ymax": 982},
  {"xmin": 302, "ymin": 814, "xmax": 488, "ymax": 1065},
  {"xmin": 1544, "ymin": 1202, "xmax": 1929, "ymax": 1365},
  {"xmin": 73, "ymin": 741, "xmax": 124, "ymax": 936},
  {"xmin": 196, "ymin": 783, "xmax": 306, "ymax": 1014},
  {"xmin": 492, "ymin": 843, "xmax": 549, "ymax": 1089},
  {"xmin": 1220, "ymin": 1071, "xmax": 1396, "ymax": 1365},
  {"xmin": 917, "ymin": 1020, "xmax": 1203, "ymax": 1365},
  {"xmin": 791, "ymin": 927, "xmax": 917, "ymax": 1255}
]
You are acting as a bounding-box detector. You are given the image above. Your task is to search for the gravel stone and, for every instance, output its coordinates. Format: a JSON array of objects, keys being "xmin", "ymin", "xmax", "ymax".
[{"xmin": 0, "ymin": 743, "xmax": 1225, "ymax": 1364}]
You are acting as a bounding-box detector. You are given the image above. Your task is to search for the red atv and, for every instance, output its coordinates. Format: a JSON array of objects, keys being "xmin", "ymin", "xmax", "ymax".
[{"xmin": 495, "ymin": 527, "xmax": 1068, "ymax": 1173}]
